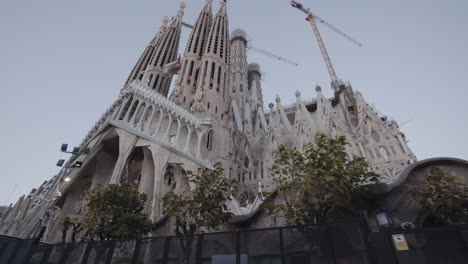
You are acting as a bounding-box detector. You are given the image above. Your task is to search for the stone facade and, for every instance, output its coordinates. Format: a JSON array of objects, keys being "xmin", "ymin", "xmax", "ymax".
[{"xmin": 1, "ymin": 1, "xmax": 467, "ymax": 242}]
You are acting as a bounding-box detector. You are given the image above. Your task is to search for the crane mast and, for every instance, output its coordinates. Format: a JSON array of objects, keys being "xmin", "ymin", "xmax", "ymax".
[
  {"xmin": 307, "ymin": 14, "xmax": 338, "ymax": 83},
  {"xmin": 290, "ymin": 0, "xmax": 361, "ymax": 89}
]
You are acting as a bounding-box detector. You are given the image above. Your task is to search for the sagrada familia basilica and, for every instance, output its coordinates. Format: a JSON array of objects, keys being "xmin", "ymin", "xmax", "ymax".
[{"xmin": 1, "ymin": 1, "xmax": 467, "ymax": 242}]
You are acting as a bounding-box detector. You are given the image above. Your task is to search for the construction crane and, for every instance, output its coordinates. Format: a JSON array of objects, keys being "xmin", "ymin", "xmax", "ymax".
[
  {"xmin": 181, "ymin": 22, "xmax": 298, "ymax": 66},
  {"xmin": 290, "ymin": 0, "xmax": 362, "ymax": 85},
  {"xmin": 246, "ymin": 45, "xmax": 298, "ymax": 66}
]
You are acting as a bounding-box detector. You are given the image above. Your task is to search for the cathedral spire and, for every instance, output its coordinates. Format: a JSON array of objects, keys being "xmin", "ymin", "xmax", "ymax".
[
  {"xmin": 190, "ymin": 0, "xmax": 230, "ymax": 118},
  {"xmin": 122, "ymin": 17, "xmax": 169, "ymax": 90},
  {"xmin": 172, "ymin": 1, "xmax": 213, "ymax": 108},
  {"xmin": 141, "ymin": 3, "xmax": 184, "ymax": 96}
]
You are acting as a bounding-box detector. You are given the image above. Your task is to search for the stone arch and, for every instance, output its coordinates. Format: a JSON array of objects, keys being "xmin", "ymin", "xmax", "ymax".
[
  {"xmin": 188, "ymin": 130, "xmax": 199, "ymax": 157},
  {"xmin": 132, "ymin": 102, "xmax": 147, "ymax": 128},
  {"xmin": 156, "ymin": 164, "xmax": 190, "ymax": 217},
  {"xmin": 156, "ymin": 113, "xmax": 171, "ymax": 139},
  {"xmin": 148, "ymin": 109, "xmax": 162, "ymax": 136},
  {"xmin": 118, "ymin": 96, "xmax": 134, "ymax": 120},
  {"xmin": 167, "ymin": 119, "xmax": 179, "ymax": 145},
  {"xmin": 141, "ymin": 105, "xmax": 154, "ymax": 132},
  {"xmin": 120, "ymin": 146, "xmax": 155, "ymax": 214},
  {"xmin": 178, "ymin": 125, "xmax": 189, "ymax": 149},
  {"xmin": 127, "ymin": 99, "xmax": 140, "ymax": 123}
]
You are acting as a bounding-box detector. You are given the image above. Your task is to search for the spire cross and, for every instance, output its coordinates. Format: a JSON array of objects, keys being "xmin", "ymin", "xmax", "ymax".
[
  {"xmin": 177, "ymin": 2, "xmax": 187, "ymax": 17},
  {"xmin": 160, "ymin": 16, "xmax": 170, "ymax": 32},
  {"xmin": 220, "ymin": 0, "xmax": 227, "ymax": 5}
]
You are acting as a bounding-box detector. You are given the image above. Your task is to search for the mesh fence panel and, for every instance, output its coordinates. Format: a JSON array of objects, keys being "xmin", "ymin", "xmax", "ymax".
[
  {"xmin": 27, "ymin": 243, "xmax": 52, "ymax": 264},
  {"xmin": 240, "ymin": 229, "xmax": 281, "ymax": 264},
  {"xmin": 166, "ymin": 236, "xmax": 198, "ymax": 264},
  {"xmin": 282, "ymin": 225, "xmax": 333, "ymax": 264},
  {"xmin": 43, "ymin": 243, "xmax": 87, "ymax": 264},
  {"xmin": 110, "ymin": 239, "xmax": 136, "ymax": 264},
  {"xmin": 2, "ymin": 220, "xmax": 468, "ymax": 264},
  {"xmin": 85, "ymin": 241, "xmax": 115, "ymax": 264},
  {"xmin": 199, "ymin": 232, "xmax": 237, "ymax": 264},
  {"xmin": 133, "ymin": 237, "xmax": 166, "ymax": 264},
  {"xmin": 329, "ymin": 221, "xmax": 370, "ymax": 264},
  {"xmin": 0, "ymin": 238, "xmax": 21, "ymax": 263}
]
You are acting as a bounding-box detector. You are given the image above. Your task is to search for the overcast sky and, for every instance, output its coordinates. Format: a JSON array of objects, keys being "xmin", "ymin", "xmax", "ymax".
[{"xmin": 1, "ymin": 0, "xmax": 467, "ymax": 205}]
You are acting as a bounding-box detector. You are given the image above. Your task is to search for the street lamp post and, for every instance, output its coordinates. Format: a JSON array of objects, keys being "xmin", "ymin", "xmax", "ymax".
[{"xmin": 32, "ymin": 143, "xmax": 91, "ymax": 241}]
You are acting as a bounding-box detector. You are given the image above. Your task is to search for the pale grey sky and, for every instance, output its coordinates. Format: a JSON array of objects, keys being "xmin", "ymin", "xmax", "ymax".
[{"xmin": 1, "ymin": 0, "xmax": 467, "ymax": 205}]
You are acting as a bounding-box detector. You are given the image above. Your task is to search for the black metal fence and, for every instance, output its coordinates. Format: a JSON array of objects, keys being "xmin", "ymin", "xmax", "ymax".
[
  {"xmin": 1, "ymin": 219, "xmax": 468, "ymax": 264},
  {"xmin": 368, "ymin": 224, "xmax": 468, "ymax": 264}
]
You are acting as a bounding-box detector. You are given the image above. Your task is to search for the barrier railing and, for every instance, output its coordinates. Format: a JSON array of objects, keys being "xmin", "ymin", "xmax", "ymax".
[{"xmin": 1, "ymin": 218, "xmax": 468, "ymax": 264}]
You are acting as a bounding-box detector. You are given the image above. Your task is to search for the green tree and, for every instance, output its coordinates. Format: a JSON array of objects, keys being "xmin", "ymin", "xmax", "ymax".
[
  {"xmin": 61, "ymin": 216, "xmax": 83, "ymax": 243},
  {"xmin": 411, "ymin": 166, "xmax": 468, "ymax": 225},
  {"xmin": 162, "ymin": 167, "xmax": 237, "ymax": 263},
  {"xmin": 262, "ymin": 133, "xmax": 379, "ymax": 225},
  {"xmin": 81, "ymin": 181, "xmax": 153, "ymax": 240}
]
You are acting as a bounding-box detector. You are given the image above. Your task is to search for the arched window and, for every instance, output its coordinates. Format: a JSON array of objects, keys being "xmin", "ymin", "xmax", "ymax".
[{"xmin": 206, "ymin": 130, "xmax": 213, "ymax": 150}]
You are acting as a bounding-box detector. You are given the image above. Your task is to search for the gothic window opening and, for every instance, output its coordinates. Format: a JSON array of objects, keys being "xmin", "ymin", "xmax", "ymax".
[
  {"xmin": 206, "ymin": 130, "xmax": 213, "ymax": 150},
  {"xmin": 391, "ymin": 145, "xmax": 397, "ymax": 156},
  {"xmin": 207, "ymin": 102, "xmax": 210, "ymax": 109},
  {"xmin": 399, "ymin": 143, "xmax": 407, "ymax": 154},
  {"xmin": 383, "ymin": 146, "xmax": 391, "ymax": 157},
  {"xmin": 210, "ymin": 62, "xmax": 215, "ymax": 88},
  {"xmin": 187, "ymin": 61, "xmax": 194, "ymax": 84},
  {"xmin": 371, "ymin": 130, "xmax": 381, "ymax": 143},
  {"xmin": 193, "ymin": 68, "xmax": 200, "ymax": 88},
  {"xmin": 153, "ymin": 75, "xmax": 160, "ymax": 89},
  {"xmin": 217, "ymin": 67, "xmax": 222, "ymax": 92},
  {"xmin": 215, "ymin": 106, "xmax": 218, "ymax": 114},
  {"xmin": 183, "ymin": 96, "xmax": 186, "ymax": 103},
  {"xmin": 164, "ymin": 171, "xmax": 176, "ymax": 190},
  {"xmin": 368, "ymin": 150, "xmax": 375, "ymax": 159},
  {"xmin": 202, "ymin": 61, "xmax": 208, "ymax": 87},
  {"xmin": 375, "ymin": 148, "xmax": 381, "ymax": 158},
  {"xmin": 261, "ymin": 163, "xmax": 264, "ymax": 179}
]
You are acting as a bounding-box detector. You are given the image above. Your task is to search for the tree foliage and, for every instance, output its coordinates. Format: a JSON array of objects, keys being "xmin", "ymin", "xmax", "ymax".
[
  {"xmin": 81, "ymin": 181, "xmax": 153, "ymax": 240},
  {"xmin": 411, "ymin": 166, "xmax": 468, "ymax": 225},
  {"xmin": 61, "ymin": 216, "xmax": 83, "ymax": 243},
  {"xmin": 262, "ymin": 133, "xmax": 379, "ymax": 225},
  {"xmin": 162, "ymin": 167, "xmax": 238, "ymax": 237},
  {"xmin": 162, "ymin": 167, "xmax": 237, "ymax": 264}
]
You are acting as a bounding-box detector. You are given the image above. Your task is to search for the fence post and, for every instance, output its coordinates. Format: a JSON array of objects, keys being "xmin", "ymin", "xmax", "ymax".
[
  {"xmin": 161, "ymin": 237, "xmax": 171, "ymax": 264},
  {"xmin": 80, "ymin": 242, "xmax": 93, "ymax": 264},
  {"xmin": 104, "ymin": 240, "xmax": 117, "ymax": 264},
  {"xmin": 195, "ymin": 234, "xmax": 204, "ymax": 264},
  {"xmin": 279, "ymin": 228, "xmax": 285, "ymax": 264},
  {"xmin": 131, "ymin": 239, "xmax": 142, "ymax": 264},
  {"xmin": 236, "ymin": 231, "xmax": 241, "ymax": 264}
]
